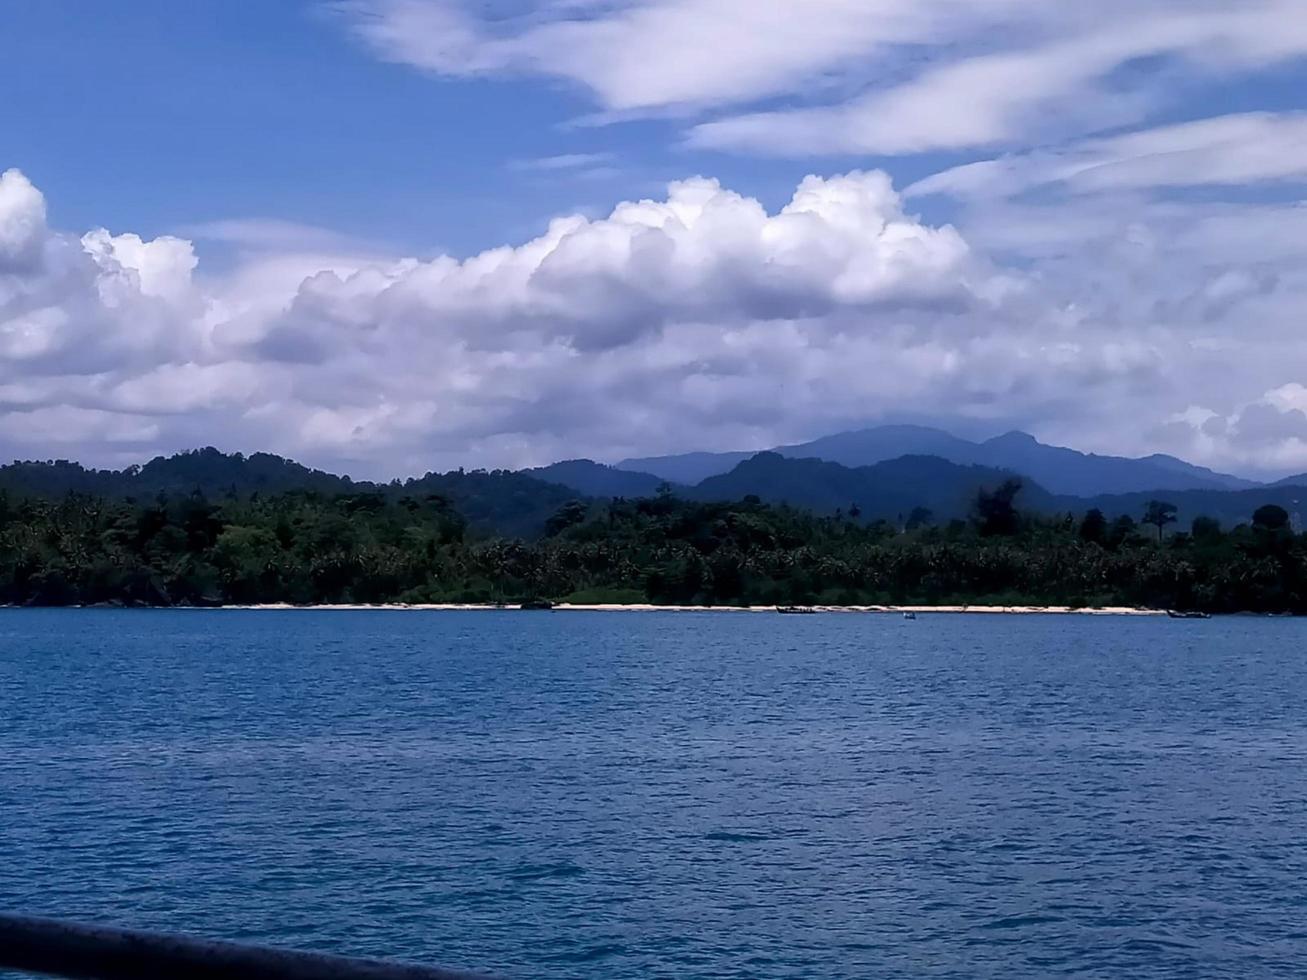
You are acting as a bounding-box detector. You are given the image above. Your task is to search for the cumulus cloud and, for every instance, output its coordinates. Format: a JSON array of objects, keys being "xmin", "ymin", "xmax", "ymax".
[
  {"xmin": 222, "ymin": 170, "xmax": 1036, "ymax": 469},
  {"xmin": 251, "ymin": 171, "xmax": 983, "ymax": 364},
  {"xmin": 0, "ymin": 167, "xmax": 1068, "ymax": 473},
  {"xmin": 0, "ymin": 170, "xmax": 49, "ymax": 274},
  {"xmin": 0, "ymin": 172, "xmax": 206, "ymax": 384},
  {"xmin": 1158, "ymin": 386, "xmax": 1307, "ymax": 477},
  {"xmin": 5, "ymin": 164, "xmax": 1307, "ymax": 478}
]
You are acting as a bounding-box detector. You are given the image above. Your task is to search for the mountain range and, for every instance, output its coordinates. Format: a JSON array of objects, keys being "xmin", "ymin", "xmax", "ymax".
[
  {"xmin": 685, "ymin": 453, "xmax": 1307, "ymax": 530},
  {"xmin": 525, "ymin": 459, "xmax": 667, "ymax": 499},
  {"xmin": 3, "ymin": 425, "xmax": 1307, "ymax": 537},
  {"xmin": 0, "ymin": 448, "xmax": 576, "ymax": 539},
  {"xmin": 686, "ymin": 453, "xmax": 1053, "ymax": 521},
  {"xmin": 617, "ymin": 424, "xmax": 1261, "ymax": 497},
  {"xmin": 534, "ymin": 451, "xmax": 1304, "ymax": 529}
]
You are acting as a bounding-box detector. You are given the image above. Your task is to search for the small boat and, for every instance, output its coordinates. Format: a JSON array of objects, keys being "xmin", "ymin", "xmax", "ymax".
[
  {"xmin": 1166, "ymin": 609, "xmax": 1211, "ymax": 619},
  {"xmin": 777, "ymin": 605, "xmax": 816, "ymax": 615},
  {"xmin": 903, "ymin": 611, "xmax": 917, "ymax": 620}
]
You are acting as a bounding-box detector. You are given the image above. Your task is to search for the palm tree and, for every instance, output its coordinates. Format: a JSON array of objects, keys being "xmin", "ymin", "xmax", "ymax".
[{"xmin": 1142, "ymin": 500, "xmax": 1178, "ymax": 543}]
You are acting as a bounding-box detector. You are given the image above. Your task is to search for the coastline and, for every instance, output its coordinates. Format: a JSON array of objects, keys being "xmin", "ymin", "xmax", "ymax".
[{"xmin": 191, "ymin": 602, "xmax": 1168, "ymax": 616}]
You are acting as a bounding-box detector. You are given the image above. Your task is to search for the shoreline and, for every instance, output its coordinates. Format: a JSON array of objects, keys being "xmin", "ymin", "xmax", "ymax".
[{"xmin": 176, "ymin": 602, "xmax": 1169, "ymax": 616}]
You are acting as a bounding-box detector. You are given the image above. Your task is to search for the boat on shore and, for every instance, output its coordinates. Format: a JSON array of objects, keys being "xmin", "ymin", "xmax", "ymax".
[{"xmin": 777, "ymin": 605, "xmax": 817, "ymax": 615}]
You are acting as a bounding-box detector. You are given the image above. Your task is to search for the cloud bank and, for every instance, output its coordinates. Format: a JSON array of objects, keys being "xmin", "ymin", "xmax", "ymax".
[{"xmin": 3, "ymin": 163, "xmax": 1307, "ymax": 478}]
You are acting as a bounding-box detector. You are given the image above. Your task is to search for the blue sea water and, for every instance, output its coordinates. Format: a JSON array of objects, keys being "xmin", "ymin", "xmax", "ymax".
[{"xmin": 2, "ymin": 610, "xmax": 1306, "ymax": 979}]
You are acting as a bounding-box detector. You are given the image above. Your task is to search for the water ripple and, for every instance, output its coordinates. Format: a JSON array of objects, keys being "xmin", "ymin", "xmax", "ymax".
[{"xmin": 2, "ymin": 609, "xmax": 1307, "ymax": 978}]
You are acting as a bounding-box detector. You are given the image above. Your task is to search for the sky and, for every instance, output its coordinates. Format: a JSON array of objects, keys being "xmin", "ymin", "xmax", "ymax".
[{"xmin": 3, "ymin": 0, "xmax": 1307, "ymax": 479}]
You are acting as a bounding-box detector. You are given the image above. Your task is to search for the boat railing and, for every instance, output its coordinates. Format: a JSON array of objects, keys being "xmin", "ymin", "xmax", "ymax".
[{"xmin": 0, "ymin": 913, "xmax": 493, "ymax": 980}]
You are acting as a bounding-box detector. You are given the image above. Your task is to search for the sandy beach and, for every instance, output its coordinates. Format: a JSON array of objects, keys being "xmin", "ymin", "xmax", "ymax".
[{"xmin": 203, "ymin": 602, "xmax": 1167, "ymax": 616}]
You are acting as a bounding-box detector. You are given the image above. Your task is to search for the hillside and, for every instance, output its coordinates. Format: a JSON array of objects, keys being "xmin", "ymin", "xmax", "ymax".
[
  {"xmin": 686, "ymin": 452, "xmax": 1054, "ymax": 522},
  {"xmin": 1074, "ymin": 484, "xmax": 1307, "ymax": 531},
  {"xmin": 526, "ymin": 459, "xmax": 668, "ymax": 498},
  {"xmin": 0, "ymin": 448, "xmax": 357, "ymax": 500},
  {"xmin": 681, "ymin": 450, "xmax": 1305, "ymax": 530},
  {"xmin": 772, "ymin": 424, "xmax": 980, "ymax": 469},
  {"xmin": 0, "ymin": 450, "xmax": 583, "ymax": 539},
  {"xmin": 5, "ymin": 473, "xmax": 1305, "ymax": 613},
  {"xmin": 616, "ymin": 449, "xmax": 753, "ymax": 485},
  {"xmin": 616, "ymin": 424, "xmax": 1257, "ymax": 496},
  {"xmin": 979, "ymin": 431, "xmax": 1259, "ymax": 496},
  {"xmin": 5, "ymin": 446, "xmax": 1305, "ymax": 541},
  {"xmin": 400, "ymin": 469, "xmax": 584, "ymax": 539}
]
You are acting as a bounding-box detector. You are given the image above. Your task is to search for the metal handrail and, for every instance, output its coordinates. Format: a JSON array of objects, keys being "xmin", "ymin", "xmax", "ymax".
[{"xmin": 0, "ymin": 914, "xmax": 494, "ymax": 980}]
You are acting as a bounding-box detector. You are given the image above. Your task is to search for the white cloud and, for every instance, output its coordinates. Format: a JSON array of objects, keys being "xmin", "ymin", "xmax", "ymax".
[
  {"xmin": 179, "ymin": 217, "xmax": 389, "ymax": 253},
  {"xmin": 692, "ymin": 3, "xmax": 1307, "ymax": 155},
  {"xmin": 508, "ymin": 152, "xmax": 615, "ymax": 172},
  {"xmin": 336, "ymin": 0, "xmax": 1020, "ymax": 112},
  {"xmin": 909, "ymin": 112, "xmax": 1307, "ymax": 200},
  {"xmin": 0, "ymin": 170, "xmax": 47, "ymax": 273},
  {"xmin": 81, "ymin": 228, "xmax": 198, "ymax": 303},
  {"xmin": 248, "ymin": 170, "xmax": 981, "ymax": 366},
  {"xmin": 1265, "ymin": 383, "xmax": 1307, "ymax": 415},
  {"xmin": 690, "ymin": 25, "xmax": 1155, "ymax": 156},
  {"xmin": 0, "ymin": 167, "xmax": 1066, "ymax": 475},
  {"xmin": 1159, "ymin": 386, "xmax": 1307, "ymax": 477},
  {"xmin": 6, "ymin": 165, "xmax": 1307, "ymax": 478},
  {"xmin": 0, "ymin": 177, "xmax": 208, "ymax": 387},
  {"xmin": 0, "ymin": 405, "xmax": 161, "ymax": 449},
  {"xmin": 337, "ymin": 0, "xmax": 1307, "ymax": 157}
]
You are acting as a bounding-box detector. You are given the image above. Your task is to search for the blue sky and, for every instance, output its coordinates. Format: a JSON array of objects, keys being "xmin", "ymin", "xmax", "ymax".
[
  {"xmin": 8, "ymin": 0, "xmax": 947, "ymax": 256},
  {"xmin": 3, "ymin": 0, "xmax": 1307, "ymax": 477},
  {"xmin": 5, "ymin": 0, "xmax": 610, "ymax": 255}
]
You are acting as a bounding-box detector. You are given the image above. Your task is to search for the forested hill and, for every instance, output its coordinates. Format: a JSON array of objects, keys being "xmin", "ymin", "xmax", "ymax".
[
  {"xmin": 669, "ymin": 452, "xmax": 1307, "ymax": 531},
  {"xmin": 4, "ymin": 448, "xmax": 1307, "ymax": 539},
  {"xmin": 524, "ymin": 459, "xmax": 667, "ymax": 499},
  {"xmin": 0, "ymin": 449, "xmax": 357, "ymax": 500},
  {"xmin": 0, "ymin": 450, "xmax": 579, "ymax": 539},
  {"xmin": 2, "ymin": 481, "xmax": 1305, "ymax": 612},
  {"xmin": 1074, "ymin": 484, "xmax": 1307, "ymax": 533},
  {"xmin": 401, "ymin": 469, "xmax": 580, "ymax": 539},
  {"xmin": 685, "ymin": 452, "xmax": 1058, "ymax": 521},
  {"xmin": 518, "ymin": 451, "xmax": 1301, "ymax": 531},
  {"xmin": 618, "ymin": 424, "xmax": 1258, "ymax": 495}
]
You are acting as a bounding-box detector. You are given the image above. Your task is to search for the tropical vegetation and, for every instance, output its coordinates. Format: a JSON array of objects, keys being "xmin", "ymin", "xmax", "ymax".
[{"xmin": 1, "ymin": 460, "xmax": 1304, "ymax": 612}]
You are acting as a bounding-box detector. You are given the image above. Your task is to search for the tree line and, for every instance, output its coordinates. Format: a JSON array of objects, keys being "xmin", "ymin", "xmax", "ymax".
[{"xmin": 0, "ymin": 478, "xmax": 1304, "ymax": 613}]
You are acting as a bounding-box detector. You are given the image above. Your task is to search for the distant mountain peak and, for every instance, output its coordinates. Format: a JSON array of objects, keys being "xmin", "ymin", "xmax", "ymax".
[
  {"xmin": 527, "ymin": 458, "xmax": 667, "ymax": 498},
  {"xmin": 986, "ymin": 430, "xmax": 1039, "ymax": 446},
  {"xmin": 611, "ymin": 423, "xmax": 1262, "ymax": 497},
  {"xmin": 687, "ymin": 450, "xmax": 1052, "ymax": 521}
]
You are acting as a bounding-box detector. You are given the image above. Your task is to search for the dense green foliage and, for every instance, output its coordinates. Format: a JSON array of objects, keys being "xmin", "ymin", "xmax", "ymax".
[
  {"xmin": 526, "ymin": 459, "xmax": 668, "ymax": 498},
  {"xmin": 2, "ymin": 480, "xmax": 1305, "ymax": 613},
  {"xmin": 0, "ymin": 449, "xmax": 579, "ymax": 539},
  {"xmin": 0, "ymin": 449, "xmax": 359, "ymax": 500},
  {"xmin": 8, "ymin": 447, "xmax": 1307, "ymax": 535},
  {"xmin": 687, "ymin": 452, "xmax": 1051, "ymax": 522}
]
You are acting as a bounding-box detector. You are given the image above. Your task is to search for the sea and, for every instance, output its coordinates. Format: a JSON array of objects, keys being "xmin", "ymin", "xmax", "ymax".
[{"xmin": 2, "ymin": 609, "xmax": 1305, "ymax": 979}]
